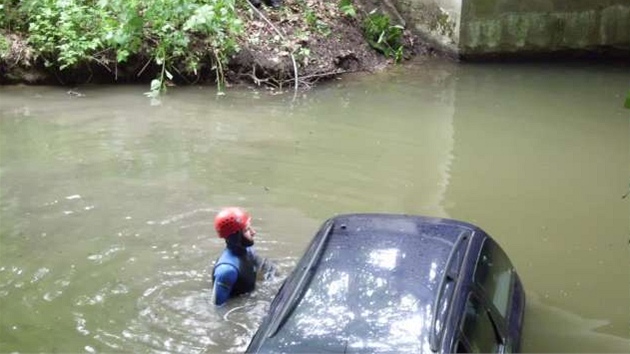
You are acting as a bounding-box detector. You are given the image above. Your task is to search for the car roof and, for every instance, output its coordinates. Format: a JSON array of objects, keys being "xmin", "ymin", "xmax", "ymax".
[{"xmin": 253, "ymin": 213, "xmax": 480, "ymax": 353}]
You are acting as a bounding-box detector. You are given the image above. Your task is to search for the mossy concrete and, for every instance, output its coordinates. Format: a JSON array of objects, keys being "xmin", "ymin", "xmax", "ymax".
[
  {"xmin": 390, "ymin": 0, "xmax": 630, "ymax": 57},
  {"xmin": 391, "ymin": 0, "xmax": 462, "ymax": 56}
]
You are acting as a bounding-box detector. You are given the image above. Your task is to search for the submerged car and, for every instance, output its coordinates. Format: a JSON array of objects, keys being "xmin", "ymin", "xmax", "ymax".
[{"xmin": 247, "ymin": 213, "xmax": 525, "ymax": 353}]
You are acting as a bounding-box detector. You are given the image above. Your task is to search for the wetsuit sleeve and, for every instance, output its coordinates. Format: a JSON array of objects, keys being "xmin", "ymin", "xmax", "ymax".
[
  {"xmin": 247, "ymin": 248, "xmax": 277, "ymax": 280},
  {"xmin": 213, "ymin": 264, "xmax": 238, "ymax": 306},
  {"xmin": 248, "ymin": 247, "xmax": 263, "ymax": 269}
]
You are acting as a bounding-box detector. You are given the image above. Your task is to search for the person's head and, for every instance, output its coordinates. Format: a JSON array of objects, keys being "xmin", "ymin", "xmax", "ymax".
[{"xmin": 214, "ymin": 207, "xmax": 256, "ymax": 248}]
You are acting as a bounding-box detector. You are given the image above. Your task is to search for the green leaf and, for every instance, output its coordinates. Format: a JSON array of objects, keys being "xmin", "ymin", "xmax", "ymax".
[
  {"xmin": 339, "ymin": 0, "xmax": 356, "ymax": 17},
  {"xmin": 624, "ymin": 90, "xmax": 630, "ymax": 109},
  {"xmin": 377, "ymin": 31, "xmax": 385, "ymax": 44},
  {"xmin": 128, "ymin": 16, "xmax": 144, "ymax": 31},
  {"xmin": 150, "ymin": 79, "xmax": 162, "ymax": 92},
  {"xmin": 116, "ymin": 49, "xmax": 129, "ymax": 63}
]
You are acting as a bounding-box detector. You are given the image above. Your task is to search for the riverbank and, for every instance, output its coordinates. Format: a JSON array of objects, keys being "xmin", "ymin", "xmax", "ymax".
[{"xmin": 0, "ymin": 0, "xmax": 432, "ymax": 93}]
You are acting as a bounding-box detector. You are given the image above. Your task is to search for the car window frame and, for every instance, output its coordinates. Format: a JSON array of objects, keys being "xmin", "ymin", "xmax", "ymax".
[
  {"xmin": 457, "ymin": 236, "xmax": 518, "ymax": 353},
  {"xmin": 456, "ymin": 292, "xmax": 505, "ymax": 353},
  {"xmin": 471, "ymin": 236, "xmax": 516, "ymax": 322},
  {"xmin": 473, "ymin": 237, "xmax": 516, "ymax": 321}
]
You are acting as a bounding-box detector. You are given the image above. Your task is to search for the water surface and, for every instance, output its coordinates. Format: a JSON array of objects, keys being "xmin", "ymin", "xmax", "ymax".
[{"xmin": 1, "ymin": 58, "xmax": 629, "ymax": 352}]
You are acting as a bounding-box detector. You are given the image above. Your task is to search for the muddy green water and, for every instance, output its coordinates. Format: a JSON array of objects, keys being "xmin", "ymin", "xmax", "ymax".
[{"xmin": 1, "ymin": 58, "xmax": 629, "ymax": 353}]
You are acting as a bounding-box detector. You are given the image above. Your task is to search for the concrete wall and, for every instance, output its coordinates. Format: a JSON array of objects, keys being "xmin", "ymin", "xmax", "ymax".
[
  {"xmin": 393, "ymin": 0, "xmax": 463, "ymax": 55},
  {"xmin": 391, "ymin": 0, "xmax": 630, "ymax": 57}
]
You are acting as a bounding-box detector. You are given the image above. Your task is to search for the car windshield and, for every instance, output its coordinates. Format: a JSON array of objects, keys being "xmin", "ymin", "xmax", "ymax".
[{"xmin": 266, "ymin": 219, "xmax": 466, "ymax": 353}]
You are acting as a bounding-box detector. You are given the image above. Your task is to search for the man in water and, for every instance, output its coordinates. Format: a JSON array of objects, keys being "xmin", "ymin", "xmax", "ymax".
[{"xmin": 211, "ymin": 207, "xmax": 274, "ymax": 306}]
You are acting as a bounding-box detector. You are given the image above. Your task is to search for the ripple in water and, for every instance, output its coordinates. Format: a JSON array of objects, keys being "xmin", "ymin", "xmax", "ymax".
[
  {"xmin": 80, "ymin": 206, "xmax": 298, "ymax": 353},
  {"xmin": 94, "ymin": 258, "xmax": 293, "ymax": 353}
]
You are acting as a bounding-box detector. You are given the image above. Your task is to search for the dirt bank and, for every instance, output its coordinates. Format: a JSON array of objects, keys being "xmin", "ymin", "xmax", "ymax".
[{"xmin": 0, "ymin": 0, "xmax": 434, "ymax": 90}]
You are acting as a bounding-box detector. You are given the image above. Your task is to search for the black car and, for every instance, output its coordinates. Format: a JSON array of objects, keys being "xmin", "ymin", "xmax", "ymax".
[{"xmin": 247, "ymin": 213, "xmax": 526, "ymax": 353}]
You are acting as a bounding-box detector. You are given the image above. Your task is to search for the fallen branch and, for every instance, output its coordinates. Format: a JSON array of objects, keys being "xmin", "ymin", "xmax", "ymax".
[
  {"xmin": 170, "ymin": 64, "xmax": 193, "ymax": 85},
  {"xmin": 136, "ymin": 56, "xmax": 153, "ymax": 78},
  {"xmin": 237, "ymin": 65, "xmax": 281, "ymax": 89},
  {"xmin": 245, "ymin": 65, "xmax": 273, "ymax": 86},
  {"xmin": 245, "ymin": 0, "xmax": 299, "ymax": 95},
  {"xmin": 298, "ymin": 69, "xmax": 346, "ymax": 81},
  {"xmin": 278, "ymin": 69, "xmax": 346, "ymax": 87},
  {"xmin": 89, "ymin": 56, "xmax": 113, "ymax": 74}
]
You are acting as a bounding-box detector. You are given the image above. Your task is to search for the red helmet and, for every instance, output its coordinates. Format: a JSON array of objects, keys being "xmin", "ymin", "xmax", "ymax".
[{"xmin": 214, "ymin": 207, "xmax": 251, "ymax": 238}]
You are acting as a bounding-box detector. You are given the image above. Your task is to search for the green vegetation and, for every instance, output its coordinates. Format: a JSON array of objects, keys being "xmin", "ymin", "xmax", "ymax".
[
  {"xmin": 337, "ymin": 0, "xmax": 404, "ymax": 61},
  {"xmin": 0, "ymin": 1, "xmax": 21, "ymax": 31},
  {"xmin": 0, "ymin": 34, "xmax": 8, "ymax": 59},
  {"xmin": 0, "ymin": 3, "xmax": 5, "ymax": 28},
  {"xmin": 2, "ymin": 0, "xmax": 243, "ymax": 95},
  {"xmin": 303, "ymin": 6, "xmax": 331, "ymax": 36},
  {"xmin": 362, "ymin": 10, "xmax": 403, "ymax": 62},
  {"xmin": 624, "ymin": 90, "xmax": 630, "ymax": 109},
  {"xmin": 27, "ymin": 0, "xmax": 104, "ymax": 70},
  {"xmin": 1, "ymin": 0, "xmax": 408, "ymax": 93},
  {"xmin": 339, "ymin": 0, "xmax": 356, "ymax": 18}
]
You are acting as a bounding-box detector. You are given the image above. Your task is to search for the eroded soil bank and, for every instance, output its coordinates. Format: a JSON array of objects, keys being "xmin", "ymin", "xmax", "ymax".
[{"xmin": 0, "ymin": 0, "xmax": 434, "ymax": 90}]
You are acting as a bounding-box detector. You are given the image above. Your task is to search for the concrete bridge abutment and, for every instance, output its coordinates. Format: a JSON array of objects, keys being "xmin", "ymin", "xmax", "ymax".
[{"xmin": 387, "ymin": 0, "xmax": 630, "ymax": 58}]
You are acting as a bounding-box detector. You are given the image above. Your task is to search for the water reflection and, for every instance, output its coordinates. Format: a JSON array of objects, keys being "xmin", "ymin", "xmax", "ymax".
[
  {"xmin": 284, "ymin": 266, "xmax": 427, "ymax": 352},
  {"xmin": 367, "ymin": 248, "xmax": 399, "ymax": 271}
]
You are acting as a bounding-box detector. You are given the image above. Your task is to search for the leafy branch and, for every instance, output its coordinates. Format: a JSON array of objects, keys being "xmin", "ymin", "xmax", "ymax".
[{"xmin": 362, "ymin": 9, "xmax": 404, "ymax": 62}]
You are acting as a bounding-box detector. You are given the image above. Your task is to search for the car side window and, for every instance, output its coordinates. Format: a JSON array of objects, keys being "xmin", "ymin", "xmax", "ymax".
[
  {"xmin": 455, "ymin": 338, "xmax": 471, "ymax": 353},
  {"xmin": 474, "ymin": 238, "xmax": 513, "ymax": 318},
  {"xmin": 459, "ymin": 294, "xmax": 501, "ymax": 353}
]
